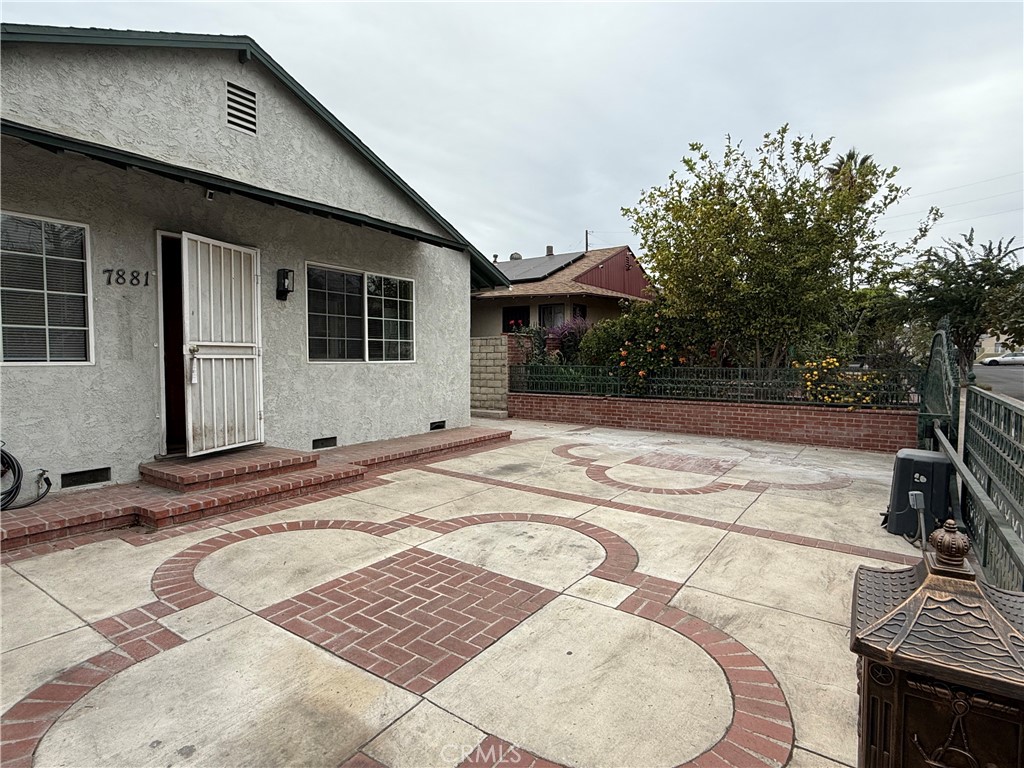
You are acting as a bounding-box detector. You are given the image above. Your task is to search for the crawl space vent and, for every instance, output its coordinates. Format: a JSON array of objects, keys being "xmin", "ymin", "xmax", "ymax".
[
  {"xmin": 61, "ymin": 467, "xmax": 111, "ymax": 488},
  {"xmin": 226, "ymin": 81, "xmax": 257, "ymax": 135}
]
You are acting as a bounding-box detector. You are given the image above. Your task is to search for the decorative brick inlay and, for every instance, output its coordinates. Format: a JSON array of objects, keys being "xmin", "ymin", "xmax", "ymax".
[
  {"xmin": 339, "ymin": 753, "xmax": 389, "ymax": 768},
  {"xmin": 584, "ymin": 459, "xmax": 851, "ymax": 495},
  {"xmin": 615, "ymin": 582, "xmax": 795, "ymax": 768},
  {"xmin": 556, "ymin": 441, "xmax": 851, "ymax": 497},
  {"xmin": 90, "ymin": 604, "xmax": 185, "ymax": 662},
  {"xmin": 586, "ymin": 464, "xmax": 741, "ymax": 496},
  {"xmin": 409, "ymin": 513, "xmax": 641, "ymax": 579},
  {"xmin": 149, "ymin": 519, "xmax": 405, "ymax": 609},
  {"xmin": 550, "ymin": 443, "xmax": 591, "ymax": 464},
  {"xmin": 3, "ymin": 509, "xmax": 799, "ymax": 768},
  {"xmin": 420, "ymin": 465, "xmax": 919, "ymax": 567},
  {"xmin": 634, "ymin": 452, "xmax": 740, "ymax": 475},
  {"xmin": 0, "ymin": 605, "xmax": 186, "ymax": 767},
  {"xmin": 0, "ymin": 648, "xmax": 136, "ymax": 768},
  {"xmin": 260, "ymin": 548, "xmax": 557, "ymax": 695}
]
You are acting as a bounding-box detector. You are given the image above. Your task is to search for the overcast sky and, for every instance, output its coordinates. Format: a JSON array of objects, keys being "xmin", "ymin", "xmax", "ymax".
[{"xmin": 4, "ymin": 2, "xmax": 1022, "ymax": 264}]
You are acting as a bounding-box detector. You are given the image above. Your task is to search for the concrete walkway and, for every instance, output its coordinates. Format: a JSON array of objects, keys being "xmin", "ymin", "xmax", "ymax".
[{"xmin": 1, "ymin": 419, "xmax": 917, "ymax": 768}]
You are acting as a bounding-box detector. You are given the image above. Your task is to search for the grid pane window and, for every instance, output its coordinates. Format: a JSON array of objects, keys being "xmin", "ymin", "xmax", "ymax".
[
  {"xmin": 367, "ymin": 274, "xmax": 414, "ymax": 361},
  {"xmin": 307, "ymin": 265, "xmax": 414, "ymax": 362},
  {"xmin": 307, "ymin": 266, "xmax": 363, "ymax": 361},
  {"xmin": 0, "ymin": 213, "xmax": 90, "ymax": 362}
]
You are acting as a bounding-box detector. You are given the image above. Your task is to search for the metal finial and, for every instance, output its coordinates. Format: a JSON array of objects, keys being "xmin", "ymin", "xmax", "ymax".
[{"xmin": 929, "ymin": 519, "xmax": 971, "ymax": 569}]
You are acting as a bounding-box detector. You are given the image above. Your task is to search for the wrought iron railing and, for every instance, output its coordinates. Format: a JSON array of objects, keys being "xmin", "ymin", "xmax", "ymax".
[
  {"xmin": 958, "ymin": 388, "xmax": 1024, "ymax": 590},
  {"xmin": 918, "ymin": 321, "xmax": 961, "ymax": 448},
  {"xmin": 509, "ymin": 365, "xmax": 920, "ymax": 409}
]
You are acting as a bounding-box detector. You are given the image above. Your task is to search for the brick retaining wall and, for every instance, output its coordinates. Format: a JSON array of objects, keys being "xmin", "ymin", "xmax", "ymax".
[{"xmin": 508, "ymin": 393, "xmax": 918, "ymax": 453}]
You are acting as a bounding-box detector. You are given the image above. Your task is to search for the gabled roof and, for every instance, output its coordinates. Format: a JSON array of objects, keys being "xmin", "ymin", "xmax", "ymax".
[
  {"xmin": 474, "ymin": 246, "xmax": 651, "ymax": 301},
  {"xmin": 497, "ymin": 251, "xmax": 586, "ymax": 283},
  {"xmin": 0, "ymin": 23, "xmax": 509, "ymax": 290}
]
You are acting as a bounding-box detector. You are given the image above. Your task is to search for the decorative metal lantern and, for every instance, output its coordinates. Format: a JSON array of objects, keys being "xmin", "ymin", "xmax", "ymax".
[{"xmin": 851, "ymin": 520, "xmax": 1024, "ymax": 767}]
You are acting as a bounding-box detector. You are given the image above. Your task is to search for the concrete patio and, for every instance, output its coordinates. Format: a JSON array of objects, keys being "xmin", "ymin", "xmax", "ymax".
[{"xmin": 0, "ymin": 418, "xmax": 919, "ymax": 768}]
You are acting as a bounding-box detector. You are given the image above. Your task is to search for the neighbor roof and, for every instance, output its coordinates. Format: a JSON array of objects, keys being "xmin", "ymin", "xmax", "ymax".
[
  {"xmin": 474, "ymin": 246, "xmax": 650, "ymax": 301},
  {"xmin": 0, "ymin": 23, "xmax": 509, "ymax": 291},
  {"xmin": 497, "ymin": 251, "xmax": 587, "ymax": 283}
]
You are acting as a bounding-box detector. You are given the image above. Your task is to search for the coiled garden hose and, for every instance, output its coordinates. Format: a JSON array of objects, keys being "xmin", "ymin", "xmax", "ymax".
[{"xmin": 1, "ymin": 444, "xmax": 52, "ymax": 510}]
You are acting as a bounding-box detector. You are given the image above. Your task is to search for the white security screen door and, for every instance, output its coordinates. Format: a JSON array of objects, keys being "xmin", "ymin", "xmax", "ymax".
[{"xmin": 182, "ymin": 232, "xmax": 263, "ymax": 456}]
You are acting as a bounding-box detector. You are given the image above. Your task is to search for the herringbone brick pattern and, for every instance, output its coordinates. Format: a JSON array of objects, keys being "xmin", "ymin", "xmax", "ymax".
[{"xmin": 259, "ymin": 548, "xmax": 558, "ymax": 695}]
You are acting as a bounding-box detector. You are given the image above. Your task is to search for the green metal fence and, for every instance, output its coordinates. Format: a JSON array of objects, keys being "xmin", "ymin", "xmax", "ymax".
[
  {"xmin": 918, "ymin": 322, "xmax": 961, "ymax": 448},
  {"xmin": 509, "ymin": 364, "xmax": 921, "ymax": 408},
  {"xmin": 959, "ymin": 388, "xmax": 1024, "ymax": 590}
]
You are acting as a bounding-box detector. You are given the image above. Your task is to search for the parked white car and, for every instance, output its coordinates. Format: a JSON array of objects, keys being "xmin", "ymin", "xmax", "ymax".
[{"xmin": 984, "ymin": 351, "xmax": 1024, "ymax": 365}]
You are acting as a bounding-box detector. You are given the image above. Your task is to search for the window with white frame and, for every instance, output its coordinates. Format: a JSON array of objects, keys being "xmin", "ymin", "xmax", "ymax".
[
  {"xmin": 539, "ymin": 303, "xmax": 564, "ymax": 328},
  {"xmin": 307, "ymin": 265, "xmax": 414, "ymax": 362},
  {"xmin": 1, "ymin": 213, "xmax": 91, "ymax": 363}
]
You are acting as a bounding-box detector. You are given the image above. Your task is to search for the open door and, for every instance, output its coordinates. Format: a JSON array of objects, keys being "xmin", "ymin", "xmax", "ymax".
[{"xmin": 182, "ymin": 232, "xmax": 263, "ymax": 456}]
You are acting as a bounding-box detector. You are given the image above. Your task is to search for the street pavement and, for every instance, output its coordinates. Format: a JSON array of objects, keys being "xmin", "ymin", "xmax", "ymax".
[{"xmin": 970, "ymin": 363, "xmax": 1024, "ymax": 402}]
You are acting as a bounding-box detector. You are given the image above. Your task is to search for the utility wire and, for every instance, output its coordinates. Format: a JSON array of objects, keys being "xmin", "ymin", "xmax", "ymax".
[
  {"xmin": 885, "ymin": 206, "xmax": 1024, "ymax": 234},
  {"xmin": 905, "ymin": 171, "xmax": 1023, "ymax": 199},
  {"xmin": 882, "ymin": 189, "xmax": 1022, "ymax": 220}
]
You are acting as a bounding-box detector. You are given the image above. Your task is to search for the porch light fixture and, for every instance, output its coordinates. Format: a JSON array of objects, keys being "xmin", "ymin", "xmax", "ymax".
[{"xmin": 276, "ymin": 268, "xmax": 295, "ymax": 301}]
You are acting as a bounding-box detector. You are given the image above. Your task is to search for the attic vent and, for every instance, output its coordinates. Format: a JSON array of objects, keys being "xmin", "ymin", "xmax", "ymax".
[{"xmin": 226, "ymin": 81, "xmax": 257, "ymax": 135}]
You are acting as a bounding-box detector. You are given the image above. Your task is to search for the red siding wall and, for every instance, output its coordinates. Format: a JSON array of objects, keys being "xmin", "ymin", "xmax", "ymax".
[
  {"xmin": 507, "ymin": 394, "xmax": 917, "ymax": 453},
  {"xmin": 574, "ymin": 249, "xmax": 650, "ymax": 298}
]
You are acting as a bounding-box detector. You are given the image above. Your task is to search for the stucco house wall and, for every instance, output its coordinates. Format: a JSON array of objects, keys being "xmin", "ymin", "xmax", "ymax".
[
  {"xmin": 0, "ymin": 42, "xmax": 446, "ymax": 237},
  {"xmin": 0, "ymin": 137, "xmax": 470, "ymax": 489}
]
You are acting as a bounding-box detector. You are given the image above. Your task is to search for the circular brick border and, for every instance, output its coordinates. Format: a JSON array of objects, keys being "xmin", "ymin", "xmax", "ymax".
[
  {"xmin": 555, "ymin": 441, "xmax": 849, "ymax": 497},
  {"xmin": 5, "ymin": 515, "xmax": 793, "ymax": 768},
  {"xmin": 149, "ymin": 513, "xmax": 794, "ymax": 768}
]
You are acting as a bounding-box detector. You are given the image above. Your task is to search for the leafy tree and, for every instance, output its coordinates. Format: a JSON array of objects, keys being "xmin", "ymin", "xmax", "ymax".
[
  {"xmin": 904, "ymin": 230, "xmax": 1023, "ymax": 375},
  {"xmin": 576, "ymin": 298, "xmax": 716, "ymax": 392},
  {"xmin": 622, "ymin": 125, "xmax": 939, "ymax": 367}
]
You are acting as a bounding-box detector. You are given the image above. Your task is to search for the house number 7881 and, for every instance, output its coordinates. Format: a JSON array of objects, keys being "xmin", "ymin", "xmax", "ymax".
[{"xmin": 103, "ymin": 269, "xmax": 150, "ymax": 287}]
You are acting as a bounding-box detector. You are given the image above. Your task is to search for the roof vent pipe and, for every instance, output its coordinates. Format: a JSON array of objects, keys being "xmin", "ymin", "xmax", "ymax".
[
  {"xmin": 510, "ymin": 252, "xmax": 523, "ymax": 260},
  {"xmin": 493, "ymin": 254, "xmax": 499, "ymax": 263},
  {"xmin": 545, "ymin": 245, "xmax": 554, "ymax": 256}
]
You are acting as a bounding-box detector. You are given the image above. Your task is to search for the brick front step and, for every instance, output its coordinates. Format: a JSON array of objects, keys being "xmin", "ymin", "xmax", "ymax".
[
  {"xmin": 0, "ymin": 427, "xmax": 512, "ymax": 553},
  {"xmin": 0, "ymin": 463, "xmax": 367, "ymax": 550},
  {"xmin": 139, "ymin": 446, "xmax": 321, "ymax": 492},
  {"xmin": 138, "ymin": 463, "xmax": 367, "ymax": 529},
  {"xmin": 320, "ymin": 427, "xmax": 512, "ymax": 469}
]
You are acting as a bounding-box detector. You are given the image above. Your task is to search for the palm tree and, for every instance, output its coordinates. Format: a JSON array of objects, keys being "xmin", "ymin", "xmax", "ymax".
[
  {"xmin": 826, "ymin": 148, "xmax": 875, "ymax": 190},
  {"xmin": 827, "ymin": 149, "xmax": 878, "ymax": 290}
]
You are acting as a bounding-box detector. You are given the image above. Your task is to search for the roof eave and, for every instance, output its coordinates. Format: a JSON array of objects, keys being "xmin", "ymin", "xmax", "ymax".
[
  {"xmin": 3, "ymin": 120, "xmax": 462, "ymax": 252},
  {"xmin": 0, "ymin": 23, "xmax": 510, "ymax": 290}
]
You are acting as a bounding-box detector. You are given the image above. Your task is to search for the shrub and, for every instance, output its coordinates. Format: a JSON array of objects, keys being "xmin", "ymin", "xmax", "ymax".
[
  {"xmin": 792, "ymin": 357, "xmax": 888, "ymax": 407},
  {"xmin": 547, "ymin": 318, "xmax": 590, "ymax": 363}
]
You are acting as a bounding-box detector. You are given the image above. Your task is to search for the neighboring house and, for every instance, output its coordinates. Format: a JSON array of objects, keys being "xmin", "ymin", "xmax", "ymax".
[
  {"xmin": 976, "ymin": 333, "xmax": 1018, "ymax": 360},
  {"xmin": 470, "ymin": 245, "xmax": 651, "ymax": 336},
  {"xmin": 0, "ymin": 24, "xmax": 507, "ymax": 490}
]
